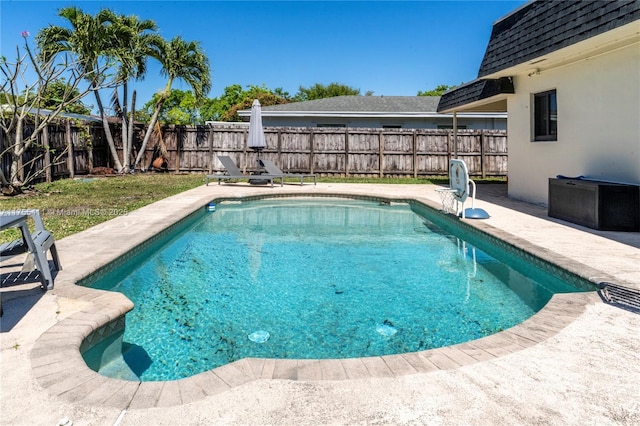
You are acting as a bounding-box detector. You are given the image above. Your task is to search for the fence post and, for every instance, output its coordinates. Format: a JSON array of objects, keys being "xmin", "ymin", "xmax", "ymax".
[
  {"xmin": 378, "ymin": 130, "xmax": 384, "ymax": 178},
  {"xmin": 309, "ymin": 129, "xmax": 314, "ymax": 174},
  {"xmin": 242, "ymin": 128, "xmax": 248, "ymax": 173},
  {"xmin": 42, "ymin": 125, "xmax": 52, "ymax": 182},
  {"xmin": 412, "ymin": 130, "xmax": 417, "ymax": 179},
  {"xmin": 480, "ymin": 131, "xmax": 486, "ymax": 179},
  {"xmin": 88, "ymin": 126, "xmax": 95, "ymax": 171},
  {"xmin": 345, "ymin": 128, "xmax": 350, "ymax": 176},
  {"xmin": 207, "ymin": 125, "xmax": 214, "ymax": 174},
  {"xmin": 277, "ymin": 128, "xmax": 282, "ymax": 163},
  {"xmin": 66, "ymin": 120, "xmax": 75, "ymax": 179},
  {"xmin": 174, "ymin": 126, "xmax": 180, "ymax": 172},
  {"xmin": 446, "ymin": 130, "xmax": 452, "ymax": 170}
]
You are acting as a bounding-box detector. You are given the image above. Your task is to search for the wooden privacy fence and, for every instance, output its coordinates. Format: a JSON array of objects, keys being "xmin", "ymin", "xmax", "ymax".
[
  {"xmin": 1, "ymin": 120, "xmax": 103, "ymax": 184},
  {"xmin": 137, "ymin": 126, "xmax": 507, "ymax": 178},
  {"xmin": 3, "ymin": 124, "xmax": 507, "ymax": 181}
]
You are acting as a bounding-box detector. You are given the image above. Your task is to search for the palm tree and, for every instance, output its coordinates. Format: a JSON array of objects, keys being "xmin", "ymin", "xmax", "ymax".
[
  {"xmin": 133, "ymin": 36, "xmax": 211, "ymax": 169},
  {"xmin": 37, "ymin": 7, "xmax": 129, "ymax": 172},
  {"xmin": 111, "ymin": 14, "xmax": 162, "ymax": 171}
]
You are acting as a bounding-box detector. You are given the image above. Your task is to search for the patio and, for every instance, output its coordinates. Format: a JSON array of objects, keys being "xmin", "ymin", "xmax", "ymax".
[{"xmin": 1, "ymin": 182, "xmax": 639, "ymax": 425}]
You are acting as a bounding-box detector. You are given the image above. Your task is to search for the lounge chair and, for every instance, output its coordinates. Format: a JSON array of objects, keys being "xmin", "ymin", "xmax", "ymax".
[
  {"xmin": 258, "ymin": 159, "xmax": 317, "ymax": 185},
  {"xmin": 206, "ymin": 156, "xmax": 283, "ymax": 188}
]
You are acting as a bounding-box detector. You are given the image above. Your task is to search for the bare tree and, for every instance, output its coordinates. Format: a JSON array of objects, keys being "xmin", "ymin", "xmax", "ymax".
[{"xmin": 0, "ymin": 32, "xmax": 113, "ymax": 194}]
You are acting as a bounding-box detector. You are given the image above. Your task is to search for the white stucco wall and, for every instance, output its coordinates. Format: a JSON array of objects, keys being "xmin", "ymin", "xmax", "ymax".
[{"xmin": 507, "ymin": 42, "xmax": 640, "ymax": 205}]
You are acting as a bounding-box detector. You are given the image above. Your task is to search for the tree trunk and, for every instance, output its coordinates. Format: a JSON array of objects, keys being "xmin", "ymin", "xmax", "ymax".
[
  {"xmin": 134, "ymin": 100, "xmax": 164, "ymax": 169},
  {"xmin": 94, "ymin": 89, "xmax": 124, "ymax": 172},
  {"xmin": 0, "ymin": 169, "xmax": 20, "ymax": 195},
  {"xmin": 66, "ymin": 119, "xmax": 74, "ymax": 179},
  {"xmin": 121, "ymin": 83, "xmax": 129, "ymax": 171},
  {"xmin": 10, "ymin": 118, "xmax": 24, "ymax": 185},
  {"xmin": 128, "ymin": 90, "xmax": 136, "ymax": 169},
  {"xmin": 134, "ymin": 79, "xmax": 173, "ymax": 169},
  {"xmin": 0, "ymin": 169, "xmax": 10, "ymax": 187}
]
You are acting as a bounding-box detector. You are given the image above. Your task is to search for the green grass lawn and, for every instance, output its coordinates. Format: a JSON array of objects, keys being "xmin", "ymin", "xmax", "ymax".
[
  {"xmin": 1, "ymin": 173, "xmax": 505, "ymax": 243},
  {"xmin": 0, "ymin": 173, "xmax": 204, "ymax": 243}
]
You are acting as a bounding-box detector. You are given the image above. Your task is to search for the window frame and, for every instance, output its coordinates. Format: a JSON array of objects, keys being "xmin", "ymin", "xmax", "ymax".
[
  {"xmin": 317, "ymin": 123, "xmax": 346, "ymax": 128},
  {"xmin": 533, "ymin": 89, "xmax": 557, "ymax": 142},
  {"xmin": 438, "ymin": 125, "xmax": 467, "ymax": 130}
]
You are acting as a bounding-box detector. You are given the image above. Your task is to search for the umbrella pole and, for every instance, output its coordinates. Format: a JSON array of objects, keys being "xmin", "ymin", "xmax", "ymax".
[
  {"xmin": 249, "ymin": 148, "xmax": 268, "ymax": 185},
  {"xmin": 255, "ymin": 148, "xmax": 263, "ymax": 169}
]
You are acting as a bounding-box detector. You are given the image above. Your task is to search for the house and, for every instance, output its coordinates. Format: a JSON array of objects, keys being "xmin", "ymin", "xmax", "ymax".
[
  {"xmin": 238, "ymin": 96, "xmax": 507, "ymax": 130},
  {"xmin": 437, "ymin": 0, "xmax": 640, "ymax": 206},
  {"xmin": 0, "ymin": 105, "xmax": 102, "ymax": 123}
]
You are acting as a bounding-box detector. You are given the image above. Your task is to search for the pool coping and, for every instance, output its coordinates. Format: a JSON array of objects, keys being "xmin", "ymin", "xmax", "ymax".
[{"xmin": 30, "ymin": 184, "xmax": 609, "ymax": 409}]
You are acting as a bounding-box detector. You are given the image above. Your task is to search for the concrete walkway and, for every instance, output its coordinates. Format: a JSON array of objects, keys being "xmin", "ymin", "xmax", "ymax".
[{"xmin": 1, "ymin": 182, "xmax": 639, "ymax": 425}]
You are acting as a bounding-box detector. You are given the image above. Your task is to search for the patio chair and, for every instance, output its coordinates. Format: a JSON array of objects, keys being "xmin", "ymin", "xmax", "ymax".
[
  {"xmin": 258, "ymin": 159, "xmax": 317, "ymax": 185},
  {"xmin": 0, "ymin": 209, "xmax": 62, "ymax": 290},
  {"xmin": 206, "ymin": 156, "xmax": 283, "ymax": 188}
]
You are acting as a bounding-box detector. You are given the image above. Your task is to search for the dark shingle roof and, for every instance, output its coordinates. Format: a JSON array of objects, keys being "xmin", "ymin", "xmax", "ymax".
[
  {"xmin": 437, "ymin": 78, "xmax": 514, "ymax": 112},
  {"xmin": 260, "ymin": 96, "xmax": 441, "ymax": 113},
  {"xmin": 437, "ymin": 0, "xmax": 640, "ymax": 112},
  {"xmin": 478, "ymin": 0, "xmax": 640, "ymax": 77}
]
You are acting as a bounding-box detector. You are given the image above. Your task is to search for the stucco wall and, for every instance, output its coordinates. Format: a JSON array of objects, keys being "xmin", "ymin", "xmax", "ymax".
[{"xmin": 507, "ymin": 43, "xmax": 640, "ymax": 205}]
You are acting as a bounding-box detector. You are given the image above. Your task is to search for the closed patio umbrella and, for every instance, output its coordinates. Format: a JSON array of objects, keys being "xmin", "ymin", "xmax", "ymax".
[
  {"xmin": 248, "ymin": 99, "xmax": 266, "ymax": 157},
  {"xmin": 247, "ymin": 99, "xmax": 267, "ymax": 183}
]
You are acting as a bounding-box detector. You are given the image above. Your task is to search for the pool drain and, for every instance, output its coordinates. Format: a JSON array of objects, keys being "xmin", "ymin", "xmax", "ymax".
[
  {"xmin": 248, "ymin": 330, "xmax": 270, "ymax": 343},
  {"xmin": 376, "ymin": 323, "xmax": 397, "ymax": 336}
]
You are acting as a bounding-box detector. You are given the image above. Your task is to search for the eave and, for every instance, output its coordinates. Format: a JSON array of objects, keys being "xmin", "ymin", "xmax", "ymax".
[{"xmin": 437, "ymin": 78, "xmax": 514, "ymax": 114}]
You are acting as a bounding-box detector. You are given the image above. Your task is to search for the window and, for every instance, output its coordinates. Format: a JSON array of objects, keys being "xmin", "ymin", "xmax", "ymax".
[
  {"xmin": 533, "ymin": 90, "xmax": 557, "ymax": 141},
  {"xmin": 438, "ymin": 125, "xmax": 467, "ymax": 130},
  {"xmin": 317, "ymin": 124, "xmax": 346, "ymax": 128},
  {"xmin": 383, "ymin": 125, "xmax": 402, "ymax": 129}
]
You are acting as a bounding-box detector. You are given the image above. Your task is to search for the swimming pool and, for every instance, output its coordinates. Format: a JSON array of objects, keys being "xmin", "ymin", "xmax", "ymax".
[{"xmin": 81, "ymin": 197, "xmax": 593, "ymax": 381}]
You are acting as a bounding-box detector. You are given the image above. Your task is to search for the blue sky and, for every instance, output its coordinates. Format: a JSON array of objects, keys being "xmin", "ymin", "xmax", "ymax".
[{"xmin": 1, "ymin": 0, "xmax": 527, "ymax": 110}]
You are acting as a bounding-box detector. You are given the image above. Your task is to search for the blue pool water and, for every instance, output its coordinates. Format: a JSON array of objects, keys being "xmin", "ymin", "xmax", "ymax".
[{"xmin": 83, "ymin": 198, "xmax": 587, "ymax": 381}]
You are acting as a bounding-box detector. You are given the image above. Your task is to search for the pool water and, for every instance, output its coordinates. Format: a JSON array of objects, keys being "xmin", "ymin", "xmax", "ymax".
[{"xmin": 83, "ymin": 198, "xmax": 585, "ymax": 381}]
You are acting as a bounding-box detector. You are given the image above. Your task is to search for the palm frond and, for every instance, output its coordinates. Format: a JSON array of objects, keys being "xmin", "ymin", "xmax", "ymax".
[{"xmin": 110, "ymin": 89, "xmax": 123, "ymax": 118}]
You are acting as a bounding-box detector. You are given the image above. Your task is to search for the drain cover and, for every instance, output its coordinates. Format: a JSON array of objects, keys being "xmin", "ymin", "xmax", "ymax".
[{"xmin": 248, "ymin": 330, "xmax": 270, "ymax": 343}]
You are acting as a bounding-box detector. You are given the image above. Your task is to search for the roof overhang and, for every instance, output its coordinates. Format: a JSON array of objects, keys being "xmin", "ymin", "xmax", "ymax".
[{"xmin": 437, "ymin": 77, "xmax": 514, "ymax": 114}]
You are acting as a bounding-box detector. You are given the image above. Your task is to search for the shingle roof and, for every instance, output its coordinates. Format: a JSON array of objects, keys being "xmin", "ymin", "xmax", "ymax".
[
  {"xmin": 437, "ymin": 78, "xmax": 514, "ymax": 113},
  {"xmin": 478, "ymin": 0, "xmax": 640, "ymax": 77},
  {"xmin": 259, "ymin": 96, "xmax": 441, "ymax": 113},
  {"xmin": 437, "ymin": 0, "xmax": 640, "ymax": 113}
]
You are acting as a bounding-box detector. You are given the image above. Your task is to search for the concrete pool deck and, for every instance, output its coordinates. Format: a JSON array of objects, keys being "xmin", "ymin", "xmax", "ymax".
[{"xmin": 1, "ymin": 182, "xmax": 639, "ymax": 425}]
